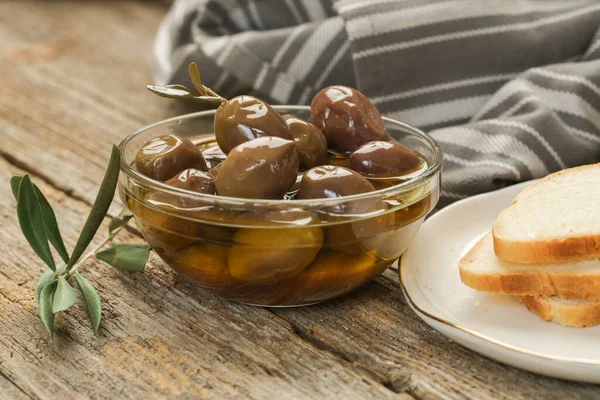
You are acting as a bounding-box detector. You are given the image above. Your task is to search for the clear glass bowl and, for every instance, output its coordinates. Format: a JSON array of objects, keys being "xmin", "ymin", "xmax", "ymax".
[{"xmin": 118, "ymin": 106, "xmax": 442, "ymax": 306}]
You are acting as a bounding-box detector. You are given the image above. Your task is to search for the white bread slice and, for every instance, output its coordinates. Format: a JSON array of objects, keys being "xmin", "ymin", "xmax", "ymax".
[
  {"xmin": 492, "ymin": 163, "xmax": 600, "ymax": 264},
  {"xmin": 516, "ymin": 296, "xmax": 600, "ymax": 328},
  {"xmin": 459, "ymin": 233, "xmax": 600, "ymax": 299}
]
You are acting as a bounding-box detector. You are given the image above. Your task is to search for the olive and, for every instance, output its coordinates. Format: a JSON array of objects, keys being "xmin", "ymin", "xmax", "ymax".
[
  {"xmin": 290, "ymin": 251, "xmax": 391, "ymax": 303},
  {"xmin": 128, "ymin": 197, "xmax": 197, "ymax": 251},
  {"xmin": 164, "ymin": 168, "xmax": 216, "ymax": 194},
  {"xmin": 135, "ymin": 134, "xmax": 208, "ymax": 181},
  {"xmin": 215, "ymin": 136, "xmax": 299, "ymax": 199},
  {"xmin": 173, "ymin": 243, "xmax": 240, "ymax": 288},
  {"xmin": 349, "ymin": 141, "xmax": 422, "ymax": 177},
  {"xmin": 214, "ymin": 95, "xmax": 293, "ymax": 154},
  {"xmin": 290, "ymin": 172, "xmax": 304, "ymax": 192},
  {"xmin": 282, "ymin": 114, "xmax": 328, "ymax": 169},
  {"xmin": 327, "ymin": 152, "xmax": 350, "ymax": 168},
  {"xmin": 296, "ymin": 165, "xmax": 375, "ymax": 200},
  {"xmin": 296, "ymin": 165, "xmax": 394, "ymax": 254},
  {"xmin": 208, "ymin": 162, "xmax": 223, "ymax": 178},
  {"xmin": 227, "ymin": 210, "xmax": 324, "ymax": 282},
  {"xmin": 128, "ymin": 190, "xmax": 234, "ymax": 253},
  {"xmin": 311, "ymin": 86, "xmax": 391, "ymax": 153}
]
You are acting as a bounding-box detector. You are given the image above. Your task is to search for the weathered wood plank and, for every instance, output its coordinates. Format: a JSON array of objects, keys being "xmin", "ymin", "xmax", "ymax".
[
  {"xmin": 272, "ymin": 270, "xmax": 600, "ymax": 399},
  {"xmin": 0, "ymin": 1, "xmax": 181, "ymax": 210},
  {"xmin": 0, "ymin": 158, "xmax": 399, "ymax": 399}
]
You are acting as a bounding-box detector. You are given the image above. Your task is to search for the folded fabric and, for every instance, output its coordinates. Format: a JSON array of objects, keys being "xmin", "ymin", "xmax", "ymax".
[{"xmin": 153, "ymin": 0, "xmax": 600, "ymax": 209}]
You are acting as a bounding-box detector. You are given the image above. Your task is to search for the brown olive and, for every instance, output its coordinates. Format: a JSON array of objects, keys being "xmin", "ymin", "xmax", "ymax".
[
  {"xmin": 290, "ymin": 172, "xmax": 304, "ymax": 192},
  {"xmin": 311, "ymin": 86, "xmax": 391, "ymax": 153},
  {"xmin": 164, "ymin": 168, "xmax": 216, "ymax": 194},
  {"xmin": 214, "ymin": 95, "xmax": 293, "ymax": 154},
  {"xmin": 282, "ymin": 114, "xmax": 328, "ymax": 169},
  {"xmin": 296, "ymin": 165, "xmax": 375, "ymax": 200},
  {"xmin": 227, "ymin": 210, "xmax": 324, "ymax": 282},
  {"xmin": 327, "ymin": 152, "xmax": 350, "ymax": 168},
  {"xmin": 349, "ymin": 141, "xmax": 422, "ymax": 177},
  {"xmin": 215, "ymin": 136, "xmax": 299, "ymax": 199},
  {"xmin": 208, "ymin": 162, "xmax": 223, "ymax": 178},
  {"xmin": 135, "ymin": 134, "xmax": 208, "ymax": 181},
  {"xmin": 296, "ymin": 165, "xmax": 394, "ymax": 254}
]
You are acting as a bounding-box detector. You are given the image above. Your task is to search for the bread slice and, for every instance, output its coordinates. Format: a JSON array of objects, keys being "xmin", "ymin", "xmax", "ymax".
[
  {"xmin": 516, "ymin": 296, "xmax": 600, "ymax": 328},
  {"xmin": 459, "ymin": 233, "xmax": 600, "ymax": 299},
  {"xmin": 492, "ymin": 163, "xmax": 600, "ymax": 264}
]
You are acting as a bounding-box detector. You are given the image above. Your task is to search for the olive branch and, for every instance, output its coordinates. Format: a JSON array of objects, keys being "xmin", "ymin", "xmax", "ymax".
[{"xmin": 11, "ymin": 145, "xmax": 151, "ymax": 337}]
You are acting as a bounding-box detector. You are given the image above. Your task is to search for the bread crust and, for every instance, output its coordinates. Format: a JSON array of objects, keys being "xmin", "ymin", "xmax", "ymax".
[
  {"xmin": 518, "ymin": 296, "xmax": 600, "ymax": 328},
  {"xmin": 460, "ymin": 268, "xmax": 600, "ymax": 300},
  {"xmin": 459, "ymin": 233, "xmax": 600, "ymax": 300},
  {"xmin": 492, "ymin": 234, "xmax": 600, "ymax": 264},
  {"xmin": 492, "ymin": 163, "xmax": 600, "ymax": 264}
]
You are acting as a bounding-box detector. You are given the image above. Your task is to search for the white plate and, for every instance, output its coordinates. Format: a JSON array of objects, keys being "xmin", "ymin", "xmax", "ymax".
[{"xmin": 400, "ymin": 181, "xmax": 600, "ymax": 383}]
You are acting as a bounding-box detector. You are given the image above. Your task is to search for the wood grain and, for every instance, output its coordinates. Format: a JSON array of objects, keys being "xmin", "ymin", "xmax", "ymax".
[{"xmin": 0, "ymin": 1, "xmax": 598, "ymax": 399}]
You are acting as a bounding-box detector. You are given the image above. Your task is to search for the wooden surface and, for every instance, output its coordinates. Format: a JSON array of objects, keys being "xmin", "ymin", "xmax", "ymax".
[{"xmin": 0, "ymin": 2, "xmax": 598, "ymax": 399}]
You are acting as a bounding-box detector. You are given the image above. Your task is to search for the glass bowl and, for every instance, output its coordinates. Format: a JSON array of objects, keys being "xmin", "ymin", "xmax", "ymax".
[{"xmin": 118, "ymin": 106, "xmax": 442, "ymax": 306}]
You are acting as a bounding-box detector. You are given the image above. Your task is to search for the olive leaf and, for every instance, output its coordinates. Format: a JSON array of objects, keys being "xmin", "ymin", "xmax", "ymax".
[
  {"xmin": 39, "ymin": 280, "xmax": 58, "ymax": 338},
  {"xmin": 67, "ymin": 145, "xmax": 120, "ymax": 270},
  {"xmin": 11, "ymin": 176, "xmax": 69, "ymax": 263},
  {"xmin": 34, "ymin": 270, "xmax": 56, "ymax": 303},
  {"xmin": 146, "ymin": 85, "xmax": 224, "ymax": 104},
  {"xmin": 74, "ymin": 273, "xmax": 101, "ymax": 333},
  {"xmin": 53, "ymin": 276, "xmax": 77, "ymax": 313},
  {"xmin": 108, "ymin": 208, "xmax": 133, "ymax": 233},
  {"xmin": 95, "ymin": 244, "xmax": 151, "ymax": 272},
  {"xmin": 16, "ymin": 175, "xmax": 56, "ymax": 271},
  {"xmin": 10, "ymin": 175, "xmax": 22, "ymax": 198},
  {"xmin": 189, "ymin": 62, "xmax": 207, "ymax": 96}
]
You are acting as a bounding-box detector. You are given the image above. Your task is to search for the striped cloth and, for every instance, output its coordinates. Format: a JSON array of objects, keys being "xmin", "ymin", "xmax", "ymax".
[{"xmin": 153, "ymin": 0, "xmax": 600, "ymax": 208}]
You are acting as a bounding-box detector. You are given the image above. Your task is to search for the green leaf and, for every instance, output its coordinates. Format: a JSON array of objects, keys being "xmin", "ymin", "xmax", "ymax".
[
  {"xmin": 55, "ymin": 260, "xmax": 66, "ymax": 275},
  {"xmin": 12, "ymin": 175, "xmax": 70, "ymax": 264},
  {"xmin": 32, "ymin": 185, "xmax": 70, "ymax": 264},
  {"xmin": 16, "ymin": 175, "xmax": 56, "ymax": 271},
  {"xmin": 108, "ymin": 207, "xmax": 133, "ymax": 233},
  {"xmin": 53, "ymin": 276, "xmax": 76, "ymax": 313},
  {"xmin": 189, "ymin": 62, "xmax": 207, "ymax": 95},
  {"xmin": 39, "ymin": 280, "xmax": 58, "ymax": 338},
  {"xmin": 74, "ymin": 273, "xmax": 101, "ymax": 333},
  {"xmin": 67, "ymin": 145, "xmax": 120, "ymax": 270},
  {"xmin": 95, "ymin": 244, "xmax": 151, "ymax": 272},
  {"xmin": 34, "ymin": 270, "xmax": 56, "ymax": 303},
  {"xmin": 146, "ymin": 85, "xmax": 223, "ymax": 104},
  {"xmin": 10, "ymin": 175, "xmax": 23, "ymax": 199}
]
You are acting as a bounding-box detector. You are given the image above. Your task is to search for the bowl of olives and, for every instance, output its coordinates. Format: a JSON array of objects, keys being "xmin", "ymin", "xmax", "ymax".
[{"xmin": 118, "ymin": 66, "xmax": 442, "ymax": 306}]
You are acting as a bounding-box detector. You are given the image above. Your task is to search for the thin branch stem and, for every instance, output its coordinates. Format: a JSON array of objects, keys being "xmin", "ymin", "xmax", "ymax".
[{"xmin": 65, "ymin": 224, "xmax": 126, "ymax": 278}]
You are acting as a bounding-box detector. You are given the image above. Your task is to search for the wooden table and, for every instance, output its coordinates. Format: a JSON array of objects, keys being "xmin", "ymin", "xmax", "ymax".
[{"xmin": 0, "ymin": 2, "xmax": 597, "ymax": 399}]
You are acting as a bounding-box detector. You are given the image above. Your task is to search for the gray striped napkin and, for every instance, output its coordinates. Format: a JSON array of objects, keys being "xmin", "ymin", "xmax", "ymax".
[{"xmin": 153, "ymin": 0, "xmax": 600, "ymax": 208}]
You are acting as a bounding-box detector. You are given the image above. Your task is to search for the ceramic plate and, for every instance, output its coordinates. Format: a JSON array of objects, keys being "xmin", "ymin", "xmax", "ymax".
[{"xmin": 400, "ymin": 181, "xmax": 600, "ymax": 383}]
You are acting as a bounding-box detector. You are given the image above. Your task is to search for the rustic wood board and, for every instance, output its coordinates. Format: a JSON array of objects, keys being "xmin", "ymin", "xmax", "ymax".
[{"xmin": 0, "ymin": 2, "xmax": 598, "ymax": 399}]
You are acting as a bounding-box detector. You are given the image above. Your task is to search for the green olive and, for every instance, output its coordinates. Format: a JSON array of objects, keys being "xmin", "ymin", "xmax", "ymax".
[
  {"xmin": 173, "ymin": 243, "xmax": 239, "ymax": 288},
  {"xmin": 227, "ymin": 210, "xmax": 324, "ymax": 282},
  {"xmin": 290, "ymin": 250, "xmax": 390, "ymax": 303},
  {"xmin": 214, "ymin": 95, "xmax": 293, "ymax": 154}
]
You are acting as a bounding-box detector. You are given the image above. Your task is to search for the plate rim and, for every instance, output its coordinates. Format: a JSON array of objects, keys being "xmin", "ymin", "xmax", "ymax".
[{"xmin": 400, "ymin": 181, "xmax": 600, "ymax": 367}]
